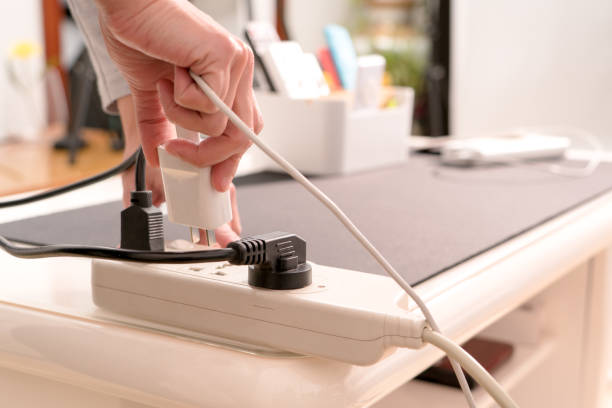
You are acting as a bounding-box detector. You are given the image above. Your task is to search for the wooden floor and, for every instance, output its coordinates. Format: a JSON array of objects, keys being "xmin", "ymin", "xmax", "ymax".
[{"xmin": 0, "ymin": 125, "xmax": 124, "ymax": 197}]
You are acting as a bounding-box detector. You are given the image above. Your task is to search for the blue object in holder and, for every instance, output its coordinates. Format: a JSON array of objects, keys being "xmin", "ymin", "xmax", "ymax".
[{"xmin": 324, "ymin": 24, "xmax": 357, "ymax": 90}]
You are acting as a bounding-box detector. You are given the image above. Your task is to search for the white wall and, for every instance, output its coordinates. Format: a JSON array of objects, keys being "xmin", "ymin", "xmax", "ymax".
[{"xmin": 451, "ymin": 0, "xmax": 612, "ymax": 148}]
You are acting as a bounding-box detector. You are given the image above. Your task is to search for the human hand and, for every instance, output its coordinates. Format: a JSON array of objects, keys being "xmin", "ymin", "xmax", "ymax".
[
  {"xmin": 203, "ymin": 182, "xmax": 242, "ymax": 248},
  {"xmin": 118, "ymin": 96, "xmax": 165, "ymax": 207},
  {"xmin": 118, "ymin": 95, "xmax": 242, "ymax": 248},
  {"xmin": 96, "ymin": 0, "xmax": 263, "ymax": 192}
]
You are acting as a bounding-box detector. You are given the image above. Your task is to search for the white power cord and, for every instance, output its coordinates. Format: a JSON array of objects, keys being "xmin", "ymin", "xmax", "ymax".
[
  {"xmin": 517, "ymin": 126, "xmax": 604, "ymax": 177},
  {"xmin": 422, "ymin": 328, "xmax": 519, "ymax": 408},
  {"xmin": 189, "ymin": 70, "xmax": 517, "ymax": 408}
]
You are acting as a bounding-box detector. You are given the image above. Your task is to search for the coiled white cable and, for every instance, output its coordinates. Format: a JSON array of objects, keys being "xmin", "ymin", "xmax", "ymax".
[
  {"xmin": 516, "ymin": 126, "xmax": 603, "ymax": 177},
  {"xmin": 189, "ymin": 70, "xmax": 518, "ymax": 408}
]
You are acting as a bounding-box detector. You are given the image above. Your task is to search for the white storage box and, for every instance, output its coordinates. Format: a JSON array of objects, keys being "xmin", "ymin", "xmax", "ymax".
[{"xmin": 251, "ymin": 87, "xmax": 414, "ymax": 175}]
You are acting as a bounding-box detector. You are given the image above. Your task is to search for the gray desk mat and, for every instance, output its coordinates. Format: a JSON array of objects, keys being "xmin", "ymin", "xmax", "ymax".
[{"xmin": 2, "ymin": 155, "xmax": 612, "ymax": 285}]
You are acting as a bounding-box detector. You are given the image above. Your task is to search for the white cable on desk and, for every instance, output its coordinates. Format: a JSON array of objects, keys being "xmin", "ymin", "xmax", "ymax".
[
  {"xmin": 189, "ymin": 71, "xmax": 511, "ymax": 408},
  {"xmin": 523, "ymin": 126, "xmax": 603, "ymax": 177}
]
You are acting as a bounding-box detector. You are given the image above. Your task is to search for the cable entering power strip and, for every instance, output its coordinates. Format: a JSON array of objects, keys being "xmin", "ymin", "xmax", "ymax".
[{"xmin": 91, "ymin": 257, "xmax": 426, "ymax": 365}]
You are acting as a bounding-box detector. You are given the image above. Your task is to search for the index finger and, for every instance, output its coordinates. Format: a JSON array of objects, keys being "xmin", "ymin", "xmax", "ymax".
[{"xmin": 132, "ymin": 88, "xmax": 176, "ymax": 167}]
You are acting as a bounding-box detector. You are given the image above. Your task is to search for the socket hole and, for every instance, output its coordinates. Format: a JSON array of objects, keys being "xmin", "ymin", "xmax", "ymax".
[
  {"xmin": 214, "ymin": 271, "xmax": 227, "ymax": 276},
  {"xmin": 189, "ymin": 266, "xmax": 203, "ymax": 272},
  {"xmin": 318, "ymin": 284, "xmax": 326, "ymax": 288}
]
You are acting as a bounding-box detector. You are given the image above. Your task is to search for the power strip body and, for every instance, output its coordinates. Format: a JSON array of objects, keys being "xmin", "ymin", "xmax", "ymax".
[{"xmin": 91, "ymin": 260, "xmax": 426, "ymax": 365}]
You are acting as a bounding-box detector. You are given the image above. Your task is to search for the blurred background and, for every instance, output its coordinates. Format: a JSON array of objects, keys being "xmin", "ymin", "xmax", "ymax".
[{"xmin": 0, "ymin": 0, "xmax": 611, "ymax": 192}]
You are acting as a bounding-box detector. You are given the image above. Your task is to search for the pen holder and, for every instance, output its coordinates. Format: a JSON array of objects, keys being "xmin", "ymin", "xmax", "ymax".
[{"xmin": 253, "ymin": 87, "xmax": 414, "ymax": 175}]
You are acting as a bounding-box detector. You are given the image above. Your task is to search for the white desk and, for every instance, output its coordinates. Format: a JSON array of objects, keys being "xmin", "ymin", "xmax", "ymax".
[{"xmin": 0, "ymin": 177, "xmax": 610, "ymax": 407}]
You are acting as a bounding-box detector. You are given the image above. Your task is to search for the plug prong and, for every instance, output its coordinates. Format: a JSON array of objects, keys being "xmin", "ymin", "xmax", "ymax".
[
  {"xmin": 203, "ymin": 229, "xmax": 216, "ymax": 247},
  {"xmin": 189, "ymin": 227, "xmax": 216, "ymax": 247},
  {"xmin": 189, "ymin": 227, "xmax": 200, "ymax": 244}
]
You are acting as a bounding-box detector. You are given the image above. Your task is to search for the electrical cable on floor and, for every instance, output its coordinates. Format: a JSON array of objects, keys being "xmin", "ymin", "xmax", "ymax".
[{"xmin": 189, "ymin": 70, "xmax": 507, "ymax": 408}]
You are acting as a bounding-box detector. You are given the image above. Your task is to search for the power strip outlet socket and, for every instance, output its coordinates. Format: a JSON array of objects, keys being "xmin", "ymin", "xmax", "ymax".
[{"xmin": 91, "ymin": 260, "xmax": 426, "ymax": 365}]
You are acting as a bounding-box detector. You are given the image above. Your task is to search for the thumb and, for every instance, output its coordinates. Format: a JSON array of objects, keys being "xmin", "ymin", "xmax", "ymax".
[{"xmin": 131, "ymin": 87, "xmax": 176, "ymax": 167}]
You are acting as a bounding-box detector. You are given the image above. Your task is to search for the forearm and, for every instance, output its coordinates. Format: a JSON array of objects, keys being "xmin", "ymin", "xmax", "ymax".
[{"xmin": 66, "ymin": 0, "xmax": 130, "ymax": 113}]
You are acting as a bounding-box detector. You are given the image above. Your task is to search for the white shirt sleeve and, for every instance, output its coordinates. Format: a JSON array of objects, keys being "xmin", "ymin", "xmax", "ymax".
[{"xmin": 66, "ymin": 0, "xmax": 130, "ymax": 114}]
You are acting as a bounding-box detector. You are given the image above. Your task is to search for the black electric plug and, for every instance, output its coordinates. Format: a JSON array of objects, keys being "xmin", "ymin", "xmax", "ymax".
[
  {"xmin": 228, "ymin": 231, "xmax": 312, "ymax": 290},
  {"xmin": 120, "ymin": 191, "xmax": 164, "ymax": 251},
  {"xmin": 120, "ymin": 148, "xmax": 164, "ymax": 251}
]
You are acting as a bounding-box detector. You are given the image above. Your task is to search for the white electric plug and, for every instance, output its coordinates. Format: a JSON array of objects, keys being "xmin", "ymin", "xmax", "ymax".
[{"xmin": 158, "ymin": 127, "xmax": 232, "ymax": 236}]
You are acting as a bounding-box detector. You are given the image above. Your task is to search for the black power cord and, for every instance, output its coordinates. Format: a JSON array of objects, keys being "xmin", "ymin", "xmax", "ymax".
[
  {"xmin": 135, "ymin": 147, "xmax": 146, "ymax": 191},
  {"xmin": 0, "ymin": 235, "xmax": 235, "ymax": 263},
  {"xmin": 120, "ymin": 149, "xmax": 164, "ymax": 251},
  {"xmin": 0, "ymin": 147, "xmax": 310, "ymax": 282},
  {"xmin": 0, "ymin": 149, "xmax": 140, "ymax": 208},
  {"xmin": 0, "ymin": 147, "xmax": 235, "ymax": 263}
]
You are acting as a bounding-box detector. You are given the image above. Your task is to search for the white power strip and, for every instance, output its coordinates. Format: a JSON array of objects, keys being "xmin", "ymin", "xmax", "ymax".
[{"xmin": 91, "ymin": 260, "xmax": 426, "ymax": 365}]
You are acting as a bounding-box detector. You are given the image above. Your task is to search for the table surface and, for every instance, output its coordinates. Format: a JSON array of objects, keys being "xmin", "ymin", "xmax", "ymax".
[
  {"xmin": 236, "ymin": 155, "xmax": 612, "ymax": 284},
  {"xmin": 1, "ymin": 155, "xmax": 612, "ymax": 407},
  {"xmin": 3, "ymin": 155, "xmax": 612, "ymax": 285}
]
